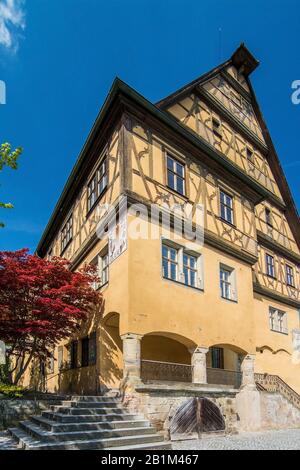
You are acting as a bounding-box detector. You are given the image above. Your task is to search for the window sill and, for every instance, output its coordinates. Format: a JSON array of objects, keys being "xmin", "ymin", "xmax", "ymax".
[
  {"xmin": 95, "ymin": 281, "xmax": 109, "ymax": 292},
  {"xmin": 218, "ymin": 217, "xmax": 236, "ymax": 229},
  {"xmin": 86, "ymin": 187, "xmax": 108, "ymax": 220},
  {"xmin": 162, "ymin": 276, "xmax": 203, "ymax": 292},
  {"xmin": 270, "ymin": 329, "xmax": 289, "ymax": 336},
  {"xmin": 166, "ymin": 185, "xmax": 188, "ymax": 200},
  {"xmin": 266, "ymin": 274, "xmax": 277, "ymax": 280},
  {"xmin": 221, "ymin": 296, "xmax": 238, "ymax": 304}
]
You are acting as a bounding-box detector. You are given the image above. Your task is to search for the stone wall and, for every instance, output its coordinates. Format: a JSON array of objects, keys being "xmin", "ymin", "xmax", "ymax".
[
  {"xmin": 121, "ymin": 385, "xmax": 300, "ymax": 438},
  {"xmin": 260, "ymin": 392, "xmax": 300, "ymax": 430},
  {"xmin": 121, "ymin": 384, "xmax": 239, "ymax": 439},
  {"xmin": 0, "ymin": 399, "xmax": 56, "ymax": 430}
]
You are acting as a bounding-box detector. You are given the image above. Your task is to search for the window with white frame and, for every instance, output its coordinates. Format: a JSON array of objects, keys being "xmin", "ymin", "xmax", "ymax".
[
  {"xmin": 266, "ymin": 253, "xmax": 276, "ymax": 278},
  {"xmin": 166, "ymin": 154, "xmax": 185, "ymax": 196},
  {"xmin": 61, "ymin": 215, "xmax": 73, "ymax": 253},
  {"xmin": 286, "ymin": 264, "xmax": 295, "ymax": 287},
  {"xmin": 162, "ymin": 244, "xmax": 178, "ymax": 282},
  {"xmin": 220, "ymin": 190, "xmax": 234, "ymax": 225},
  {"xmin": 91, "ymin": 249, "xmax": 109, "ymax": 289},
  {"xmin": 269, "ymin": 307, "xmax": 288, "ymax": 334},
  {"xmin": 183, "ymin": 253, "xmax": 197, "ymax": 288},
  {"xmin": 162, "ymin": 241, "xmax": 203, "ymax": 289},
  {"xmin": 220, "ymin": 264, "xmax": 237, "ymax": 301}
]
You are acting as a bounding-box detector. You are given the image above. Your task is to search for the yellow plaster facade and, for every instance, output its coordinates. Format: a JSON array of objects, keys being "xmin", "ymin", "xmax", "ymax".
[{"xmin": 23, "ymin": 47, "xmax": 300, "ymax": 397}]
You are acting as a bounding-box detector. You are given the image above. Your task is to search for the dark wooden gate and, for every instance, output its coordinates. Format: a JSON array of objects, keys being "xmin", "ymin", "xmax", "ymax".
[{"xmin": 170, "ymin": 398, "xmax": 225, "ymax": 438}]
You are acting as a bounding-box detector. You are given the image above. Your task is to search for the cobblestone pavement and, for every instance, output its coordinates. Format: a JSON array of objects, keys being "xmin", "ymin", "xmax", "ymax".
[
  {"xmin": 0, "ymin": 432, "xmax": 18, "ymax": 450},
  {"xmin": 173, "ymin": 429, "xmax": 300, "ymax": 450}
]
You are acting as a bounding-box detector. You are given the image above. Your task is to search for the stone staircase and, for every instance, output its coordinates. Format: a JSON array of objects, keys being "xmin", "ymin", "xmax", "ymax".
[{"xmin": 8, "ymin": 396, "xmax": 171, "ymax": 450}]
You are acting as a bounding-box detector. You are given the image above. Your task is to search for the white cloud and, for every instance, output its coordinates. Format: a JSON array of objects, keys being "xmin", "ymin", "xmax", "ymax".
[{"xmin": 0, "ymin": 0, "xmax": 25, "ymax": 52}]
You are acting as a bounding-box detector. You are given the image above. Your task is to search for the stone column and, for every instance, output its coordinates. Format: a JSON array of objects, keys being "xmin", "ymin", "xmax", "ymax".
[
  {"xmin": 190, "ymin": 347, "xmax": 209, "ymax": 384},
  {"xmin": 236, "ymin": 353, "xmax": 261, "ymax": 431},
  {"xmin": 121, "ymin": 333, "xmax": 143, "ymax": 389},
  {"xmin": 241, "ymin": 354, "xmax": 256, "ymax": 391}
]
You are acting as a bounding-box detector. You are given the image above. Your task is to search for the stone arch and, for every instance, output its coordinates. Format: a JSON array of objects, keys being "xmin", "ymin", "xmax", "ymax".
[
  {"xmin": 206, "ymin": 343, "xmax": 248, "ymax": 388},
  {"xmin": 99, "ymin": 311, "xmax": 122, "ymax": 392},
  {"xmin": 103, "ymin": 311, "xmax": 120, "ymax": 328},
  {"xmin": 169, "ymin": 397, "xmax": 225, "ymax": 439},
  {"xmin": 141, "ymin": 332, "xmax": 196, "ymax": 383},
  {"xmin": 143, "ymin": 331, "xmax": 197, "ymax": 349},
  {"xmin": 209, "ymin": 343, "xmax": 249, "ymax": 356}
]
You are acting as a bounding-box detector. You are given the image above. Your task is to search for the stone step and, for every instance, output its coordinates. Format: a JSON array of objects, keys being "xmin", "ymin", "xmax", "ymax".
[
  {"xmin": 20, "ymin": 420, "xmax": 155, "ymax": 442},
  {"xmin": 50, "ymin": 406, "xmax": 128, "ymax": 415},
  {"xmin": 62, "ymin": 401, "xmax": 123, "ymax": 409},
  {"xmin": 42, "ymin": 411, "xmax": 144, "ymax": 423},
  {"xmin": 9, "ymin": 427, "xmax": 164, "ymax": 450},
  {"xmin": 71, "ymin": 396, "xmax": 120, "ymax": 402},
  {"xmin": 31, "ymin": 415, "xmax": 150, "ymax": 432},
  {"xmin": 107, "ymin": 441, "xmax": 172, "ymax": 450}
]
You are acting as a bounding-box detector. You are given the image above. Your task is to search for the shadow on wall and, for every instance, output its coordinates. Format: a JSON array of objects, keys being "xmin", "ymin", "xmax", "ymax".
[{"xmin": 58, "ymin": 310, "xmax": 123, "ymax": 395}]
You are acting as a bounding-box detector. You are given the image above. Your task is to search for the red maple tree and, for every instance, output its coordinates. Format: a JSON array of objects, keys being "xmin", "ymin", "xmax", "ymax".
[{"xmin": 0, "ymin": 249, "xmax": 102, "ymax": 385}]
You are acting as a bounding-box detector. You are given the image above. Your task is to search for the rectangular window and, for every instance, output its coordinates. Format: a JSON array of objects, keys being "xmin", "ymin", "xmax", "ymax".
[
  {"xmin": 47, "ymin": 352, "xmax": 54, "ymax": 374},
  {"xmin": 89, "ymin": 332, "xmax": 97, "ymax": 366},
  {"xmin": 266, "ymin": 254, "xmax": 276, "ymax": 278},
  {"xmin": 162, "ymin": 244, "xmax": 178, "ymax": 281},
  {"xmin": 70, "ymin": 341, "xmax": 78, "ymax": 369},
  {"xmin": 269, "ymin": 307, "xmax": 288, "ymax": 334},
  {"xmin": 81, "ymin": 337, "xmax": 89, "ymax": 367},
  {"xmin": 220, "ymin": 191, "xmax": 234, "ymax": 225},
  {"xmin": 265, "ymin": 208, "xmax": 272, "ymax": 227},
  {"xmin": 162, "ymin": 242, "xmax": 202, "ymax": 289},
  {"xmin": 212, "ymin": 117, "xmax": 222, "ymax": 138},
  {"xmin": 58, "ymin": 346, "xmax": 63, "ymax": 370},
  {"xmin": 87, "ymin": 158, "xmax": 108, "ymax": 212},
  {"xmin": 286, "ymin": 265, "xmax": 295, "ymax": 287},
  {"xmin": 92, "ymin": 249, "xmax": 109, "ymax": 289},
  {"xmin": 87, "ymin": 175, "xmax": 97, "ymax": 212},
  {"xmin": 183, "ymin": 253, "xmax": 197, "ymax": 288},
  {"xmin": 61, "ymin": 215, "xmax": 73, "ymax": 253},
  {"xmin": 166, "ymin": 154, "xmax": 185, "ymax": 196},
  {"xmin": 81, "ymin": 335, "xmax": 96, "ymax": 367},
  {"xmin": 220, "ymin": 267, "xmax": 232, "ymax": 300},
  {"xmin": 211, "ymin": 347, "xmax": 224, "ymax": 369}
]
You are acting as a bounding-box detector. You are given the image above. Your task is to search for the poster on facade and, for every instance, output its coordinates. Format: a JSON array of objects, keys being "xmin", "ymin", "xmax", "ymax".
[{"xmin": 108, "ymin": 208, "xmax": 127, "ymax": 264}]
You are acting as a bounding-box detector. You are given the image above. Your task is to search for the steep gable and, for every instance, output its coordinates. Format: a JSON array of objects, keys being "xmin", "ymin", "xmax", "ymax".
[{"xmin": 157, "ymin": 44, "xmax": 300, "ymax": 252}]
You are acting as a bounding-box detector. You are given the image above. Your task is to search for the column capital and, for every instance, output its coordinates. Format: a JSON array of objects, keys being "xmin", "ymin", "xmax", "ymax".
[
  {"xmin": 120, "ymin": 333, "xmax": 143, "ymax": 341},
  {"xmin": 189, "ymin": 346, "xmax": 209, "ymax": 355}
]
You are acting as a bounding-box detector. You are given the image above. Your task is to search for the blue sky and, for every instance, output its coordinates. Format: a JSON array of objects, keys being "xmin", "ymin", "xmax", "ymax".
[{"xmin": 0, "ymin": 0, "xmax": 300, "ymax": 252}]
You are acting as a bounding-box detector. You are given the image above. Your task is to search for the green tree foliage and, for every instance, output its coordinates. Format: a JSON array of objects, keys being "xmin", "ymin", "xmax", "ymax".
[{"xmin": 0, "ymin": 143, "xmax": 22, "ymax": 227}]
